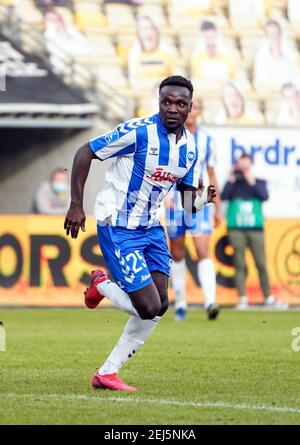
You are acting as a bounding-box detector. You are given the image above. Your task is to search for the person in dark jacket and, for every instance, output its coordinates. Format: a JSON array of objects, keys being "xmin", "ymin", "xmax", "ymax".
[{"xmin": 221, "ymin": 153, "xmax": 287, "ymax": 309}]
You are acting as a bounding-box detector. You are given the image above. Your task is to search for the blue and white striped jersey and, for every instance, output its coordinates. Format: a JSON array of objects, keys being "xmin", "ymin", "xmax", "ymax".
[
  {"xmin": 194, "ymin": 127, "xmax": 217, "ymax": 183},
  {"xmin": 169, "ymin": 127, "xmax": 217, "ymax": 211},
  {"xmin": 89, "ymin": 113, "xmax": 200, "ymax": 229}
]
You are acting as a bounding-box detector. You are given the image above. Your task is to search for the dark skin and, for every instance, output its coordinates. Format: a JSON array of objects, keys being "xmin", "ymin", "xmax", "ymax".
[
  {"xmin": 168, "ymin": 101, "xmax": 221, "ymax": 262},
  {"xmin": 64, "ymin": 84, "xmax": 216, "ymax": 319},
  {"xmin": 159, "ymin": 85, "xmax": 216, "ymax": 213}
]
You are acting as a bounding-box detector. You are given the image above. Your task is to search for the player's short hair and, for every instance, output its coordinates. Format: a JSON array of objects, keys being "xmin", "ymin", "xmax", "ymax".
[
  {"xmin": 159, "ymin": 75, "xmax": 193, "ymax": 98},
  {"xmin": 200, "ymin": 20, "xmax": 217, "ymax": 32}
]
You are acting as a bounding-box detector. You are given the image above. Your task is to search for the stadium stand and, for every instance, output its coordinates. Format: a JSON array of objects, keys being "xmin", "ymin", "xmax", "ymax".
[
  {"xmin": 0, "ymin": 0, "xmax": 299, "ymax": 125},
  {"xmin": 213, "ymin": 82, "xmax": 265, "ymax": 125},
  {"xmin": 0, "ymin": 32, "xmax": 98, "ymax": 127}
]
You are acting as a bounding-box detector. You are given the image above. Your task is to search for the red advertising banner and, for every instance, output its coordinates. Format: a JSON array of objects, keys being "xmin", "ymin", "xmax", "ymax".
[{"xmin": 0, "ymin": 216, "xmax": 299, "ymax": 306}]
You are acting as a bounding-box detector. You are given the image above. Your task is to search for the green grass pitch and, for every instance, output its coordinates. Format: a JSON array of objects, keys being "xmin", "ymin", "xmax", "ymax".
[{"xmin": 0, "ymin": 307, "xmax": 300, "ymax": 425}]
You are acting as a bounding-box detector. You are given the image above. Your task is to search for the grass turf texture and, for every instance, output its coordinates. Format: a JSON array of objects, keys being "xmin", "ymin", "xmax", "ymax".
[{"xmin": 0, "ymin": 308, "xmax": 300, "ymax": 425}]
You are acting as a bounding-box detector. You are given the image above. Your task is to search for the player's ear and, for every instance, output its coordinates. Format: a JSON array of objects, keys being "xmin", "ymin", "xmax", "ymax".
[{"xmin": 189, "ymin": 101, "xmax": 193, "ymax": 112}]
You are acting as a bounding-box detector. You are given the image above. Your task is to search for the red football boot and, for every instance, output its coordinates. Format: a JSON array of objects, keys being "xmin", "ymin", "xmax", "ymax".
[
  {"xmin": 92, "ymin": 371, "xmax": 137, "ymax": 392},
  {"xmin": 84, "ymin": 270, "xmax": 108, "ymax": 309}
]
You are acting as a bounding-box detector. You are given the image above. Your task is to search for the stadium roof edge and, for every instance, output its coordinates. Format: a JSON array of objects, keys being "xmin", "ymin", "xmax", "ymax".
[
  {"xmin": 0, "ymin": 103, "xmax": 100, "ymax": 114},
  {"xmin": 0, "ymin": 116, "xmax": 95, "ymax": 128}
]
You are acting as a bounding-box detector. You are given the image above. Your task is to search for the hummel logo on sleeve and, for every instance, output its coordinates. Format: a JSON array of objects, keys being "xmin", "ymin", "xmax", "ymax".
[{"xmin": 149, "ymin": 147, "xmax": 159, "ymax": 155}]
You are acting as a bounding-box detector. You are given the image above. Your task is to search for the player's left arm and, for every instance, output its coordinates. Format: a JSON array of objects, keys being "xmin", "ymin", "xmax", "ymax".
[
  {"xmin": 177, "ymin": 143, "xmax": 216, "ymax": 213},
  {"xmin": 177, "ymin": 157, "xmax": 217, "ymax": 214},
  {"xmin": 177, "ymin": 183, "xmax": 216, "ymax": 213},
  {"xmin": 205, "ymin": 134, "xmax": 222, "ymax": 226},
  {"xmin": 207, "ymin": 166, "xmax": 222, "ymax": 227}
]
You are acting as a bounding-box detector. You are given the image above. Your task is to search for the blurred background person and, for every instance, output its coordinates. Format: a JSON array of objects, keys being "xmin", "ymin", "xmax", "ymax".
[
  {"xmin": 168, "ymin": 0, "xmax": 217, "ymax": 30},
  {"xmin": 287, "ymin": 0, "xmax": 300, "ymax": 35},
  {"xmin": 191, "ymin": 20, "xmax": 237, "ymax": 94},
  {"xmin": 135, "ymin": 82, "xmax": 160, "ymax": 118},
  {"xmin": 165, "ymin": 101, "xmax": 222, "ymax": 321},
  {"xmin": 128, "ymin": 15, "xmax": 176, "ymax": 91},
  {"xmin": 215, "ymin": 82, "xmax": 264, "ymax": 125},
  {"xmin": 104, "ymin": 0, "xmax": 144, "ymax": 4},
  {"xmin": 276, "ymin": 82, "xmax": 300, "ymax": 126},
  {"xmin": 221, "ymin": 154, "xmax": 287, "ymax": 309},
  {"xmin": 229, "ymin": 0, "xmax": 271, "ymax": 31},
  {"xmin": 35, "ymin": 0, "xmax": 72, "ymax": 8},
  {"xmin": 43, "ymin": 5, "xmax": 92, "ymax": 74},
  {"xmin": 172, "ymin": 0, "xmax": 213, "ymax": 19},
  {"xmin": 33, "ymin": 168, "xmax": 69, "ymax": 214},
  {"xmin": 254, "ymin": 19, "xmax": 297, "ymax": 95}
]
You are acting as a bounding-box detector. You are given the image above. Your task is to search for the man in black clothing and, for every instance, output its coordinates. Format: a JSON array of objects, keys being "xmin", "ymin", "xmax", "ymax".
[{"xmin": 221, "ymin": 154, "xmax": 287, "ymax": 309}]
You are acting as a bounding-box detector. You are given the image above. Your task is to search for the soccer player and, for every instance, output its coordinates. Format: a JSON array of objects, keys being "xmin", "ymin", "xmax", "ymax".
[
  {"xmin": 165, "ymin": 101, "xmax": 222, "ymax": 321},
  {"xmin": 64, "ymin": 75, "xmax": 216, "ymax": 392}
]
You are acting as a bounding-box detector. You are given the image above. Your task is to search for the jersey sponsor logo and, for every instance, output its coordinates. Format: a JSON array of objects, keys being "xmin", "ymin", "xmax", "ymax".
[
  {"xmin": 148, "ymin": 167, "xmax": 178, "ymax": 183},
  {"xmin": 105, "ymin": 129, "xmax": 119, "ymax": 144},
  {"xmin": 187, "ymin": 151, "xmax": 195, "ymax": 162}
]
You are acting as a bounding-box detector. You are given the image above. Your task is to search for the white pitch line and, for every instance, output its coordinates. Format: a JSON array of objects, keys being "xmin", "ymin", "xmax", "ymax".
[{"xmin": 1, "ymin": 393, "xmax": 300, "ymax": 415}]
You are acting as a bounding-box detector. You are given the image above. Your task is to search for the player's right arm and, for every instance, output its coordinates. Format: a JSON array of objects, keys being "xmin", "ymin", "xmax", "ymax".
[
  {"xmin": 64, "ymin": 143, "xmax": 97, "ymax": 239},
  {"xmin": 64, "ymin": 122, "xmax": 137, "ymax": 238}
]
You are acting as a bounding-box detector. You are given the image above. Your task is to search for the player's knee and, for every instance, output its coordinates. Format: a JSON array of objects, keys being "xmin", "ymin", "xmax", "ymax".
[
  {"xmin": 158, "ymin": 296, "xmax": 169, "ymax": 316},
  {"xmin": 172, "ymin": 248, "xmax": 185, "ymax": 262},
  {"xmin": 170, "ymin": 244, "xmax": 185, "ymax": 262},
  {"xmin": 172, "ymin": 253, "xmax": 184, "ymax": 262},
  {"xmin": 138, "ymin": 302, "xmax": 161, "ymax": 320},
  {"xmin": 195, "ymin": 242, "xmax": 210, "ymax": 260},
  {"xmin": 197, "ymin": 251, "xmax": 209, "ymax": 261}
]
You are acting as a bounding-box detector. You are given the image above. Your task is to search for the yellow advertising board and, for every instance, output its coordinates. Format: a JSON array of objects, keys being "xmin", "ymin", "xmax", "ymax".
[{"xmin": 0, "ymin": 215, "xmax": 299, "ymax": 306}]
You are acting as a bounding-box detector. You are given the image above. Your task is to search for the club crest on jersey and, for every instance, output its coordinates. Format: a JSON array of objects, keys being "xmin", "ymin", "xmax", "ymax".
[
  {"xmin": 105, "ymin": 129, "xmax": 119, "ymax": 144},
  {"xmin": 149, "ymin": 167, "xmax": 178, "ymax": 183},
  {"xmin": 187, "ymin": 151, "xmax": 195, "ymax": 162}
]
